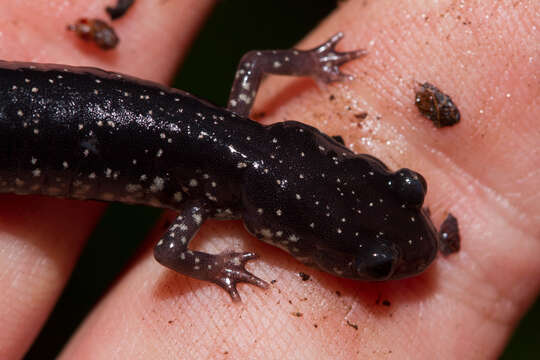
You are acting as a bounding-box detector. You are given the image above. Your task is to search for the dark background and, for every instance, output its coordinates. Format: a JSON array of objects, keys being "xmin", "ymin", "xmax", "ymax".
[{"xmin": 25, "ymin": 0, "xmax": 539, "ymax": 358}]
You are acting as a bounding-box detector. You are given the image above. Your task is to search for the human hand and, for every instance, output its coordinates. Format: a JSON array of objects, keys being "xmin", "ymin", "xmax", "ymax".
[{"xmin": 0, "ymin": 1, "xmax": 538, "ymax": 359}]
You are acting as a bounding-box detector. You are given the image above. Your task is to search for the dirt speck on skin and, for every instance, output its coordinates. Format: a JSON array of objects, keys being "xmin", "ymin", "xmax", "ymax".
[
  {"xmin": 354, "ymin": 112, "xmax": 368, "ymax": 120},
  {"xmin": 439, "ymin": 213, "xmax": 461, "ymax": 255},
  {"xmin": 382, "ymin": 300, "xmax": 391, "ymax": 307},
  {"xmin": 298, "ymin": 272, "xmax": 310, "ymax": 281},
  {"xmin": 291, "ymin": 312, "xmax": 303, "ymax": 317},
  {"xmin": 346, "ymin": 320, "xmax": 359, "ymax": 330},
  {"xmin": 415, "ymin": 82, "xmax": 460, "ymax": 128},
  {"xmin": 67, "ymin": 18, "xmax": 119, "ymax": 50}
]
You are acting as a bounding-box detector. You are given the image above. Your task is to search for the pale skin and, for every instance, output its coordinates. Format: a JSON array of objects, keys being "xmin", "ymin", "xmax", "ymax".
[{"xmin": 0, "ymin": 0, "xmax": 538, "ymax": 359}]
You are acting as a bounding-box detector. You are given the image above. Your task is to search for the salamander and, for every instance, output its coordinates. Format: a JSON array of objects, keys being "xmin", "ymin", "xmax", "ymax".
[{"xmin": 0, "ymin": 33, "xmax": 452, "ymax": 301}]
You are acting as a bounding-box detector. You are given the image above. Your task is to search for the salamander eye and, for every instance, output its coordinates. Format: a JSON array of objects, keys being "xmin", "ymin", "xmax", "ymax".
[
  {"xmin": 389, "ymin": 168, "xmax": 427, "ymax": 209},
  {"xmin": 355, "ymin": 244, "xmax": 399, "ymax": 280}
]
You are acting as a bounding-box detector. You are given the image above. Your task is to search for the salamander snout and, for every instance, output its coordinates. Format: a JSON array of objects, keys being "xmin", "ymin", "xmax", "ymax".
[{"xmin": 389, "ymin": 168, "xmax": 427, "ymax": 209}]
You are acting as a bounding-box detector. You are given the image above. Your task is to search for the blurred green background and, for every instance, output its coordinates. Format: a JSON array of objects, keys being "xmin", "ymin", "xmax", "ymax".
[{"xmin": 25, "ymin": 0, "xmax": 538, "ymax": 358}]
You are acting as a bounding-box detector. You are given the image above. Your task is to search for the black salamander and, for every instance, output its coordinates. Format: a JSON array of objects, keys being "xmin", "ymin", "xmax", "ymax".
[{"xmin": 0, "ymin": 33, "xmax": 453, "ymax": 301}]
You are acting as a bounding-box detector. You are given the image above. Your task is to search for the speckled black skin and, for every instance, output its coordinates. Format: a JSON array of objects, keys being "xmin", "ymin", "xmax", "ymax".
[{"xmin": 0, "ymin": 34, "xmax": 441, "ymax": 301}]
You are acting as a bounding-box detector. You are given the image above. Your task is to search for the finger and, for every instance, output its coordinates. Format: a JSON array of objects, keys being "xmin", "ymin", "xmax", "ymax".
[{"xmin": 0, "ymin": 1, "xmax": 213, "ymax": 358}]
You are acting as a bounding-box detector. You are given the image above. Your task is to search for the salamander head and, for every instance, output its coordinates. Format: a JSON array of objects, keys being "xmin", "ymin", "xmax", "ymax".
[{"xmin": 241, "ymin": 122, "xmax": 438, "ymax": 281}]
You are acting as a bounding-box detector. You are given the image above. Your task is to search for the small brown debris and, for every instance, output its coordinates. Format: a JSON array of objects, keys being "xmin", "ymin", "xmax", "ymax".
[
  {"xmin": 354, "ymin": 112, "xmax": 368, "ymax": 120},
  {"xmin": 382, "ymin": 300, "xmax": 391, "ymax": 307},
  {"xmin": 291, "ymin": 312, "xmax": 303, "ymax": 317},
  {"xmin": 298, "ymin": 272, "xmax": 310, "ymax": 281},
  {"xmin": 67, "ymin": 18, "xmax": 119, "ymax": 50},
  {"xmin": 439, "ymin": 213, "xmax": 461, "ymax": 255},
  {"xmin": 415, "ymin": 82, "xmax": 460, "ymax": 128},
  {"xmin": 346, "ymin": 320, "xmax": 359, "ymax": 330}
]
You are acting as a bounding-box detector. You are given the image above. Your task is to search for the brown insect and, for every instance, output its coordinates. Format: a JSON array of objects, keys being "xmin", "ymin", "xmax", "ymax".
[
  {"xmin": 67, "ymin": 18, "xmax": 119, "ymax": 50},
  {"xmin": 415, "ymin": 82, "xmax": 460, "ymax": 128}
]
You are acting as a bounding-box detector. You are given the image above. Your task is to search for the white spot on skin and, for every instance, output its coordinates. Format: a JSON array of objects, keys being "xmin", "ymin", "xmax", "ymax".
[
  {"xmin": 126, "ymin": 184, "xmax": 142, "ymax": 193},
  {"xmin": 238, "ymin": 93, "xmax": 251, "ymax": 104},
  {"xmin": 173, "ymin": 192, "xmax": 183, "ymax": 202},
  {"xmin": 260, "ymin": 228, "xmax": 273, "ymax": 238},
  {"xmin": 150, "ymin": 177, "xmax": 165, "ymax": 192},
  {"xmin": 289, "ymin": 234, "xmax": 299, "ymax": 242}
]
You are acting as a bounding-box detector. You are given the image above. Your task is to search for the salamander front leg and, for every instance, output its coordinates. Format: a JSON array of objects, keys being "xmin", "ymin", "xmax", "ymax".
[
  {"xmin": 154, "ymin": 202, "xmax": 268, "ymax": 301},
  {"xmin": 227, "ymin": 32, "xmax": 367, "ymax": 117}
]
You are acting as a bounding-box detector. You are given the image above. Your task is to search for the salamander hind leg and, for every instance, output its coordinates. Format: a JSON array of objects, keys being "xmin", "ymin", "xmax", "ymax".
[{"xmin": 154, "ymin": 201, "xmax": 268, "ymax": 302}]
